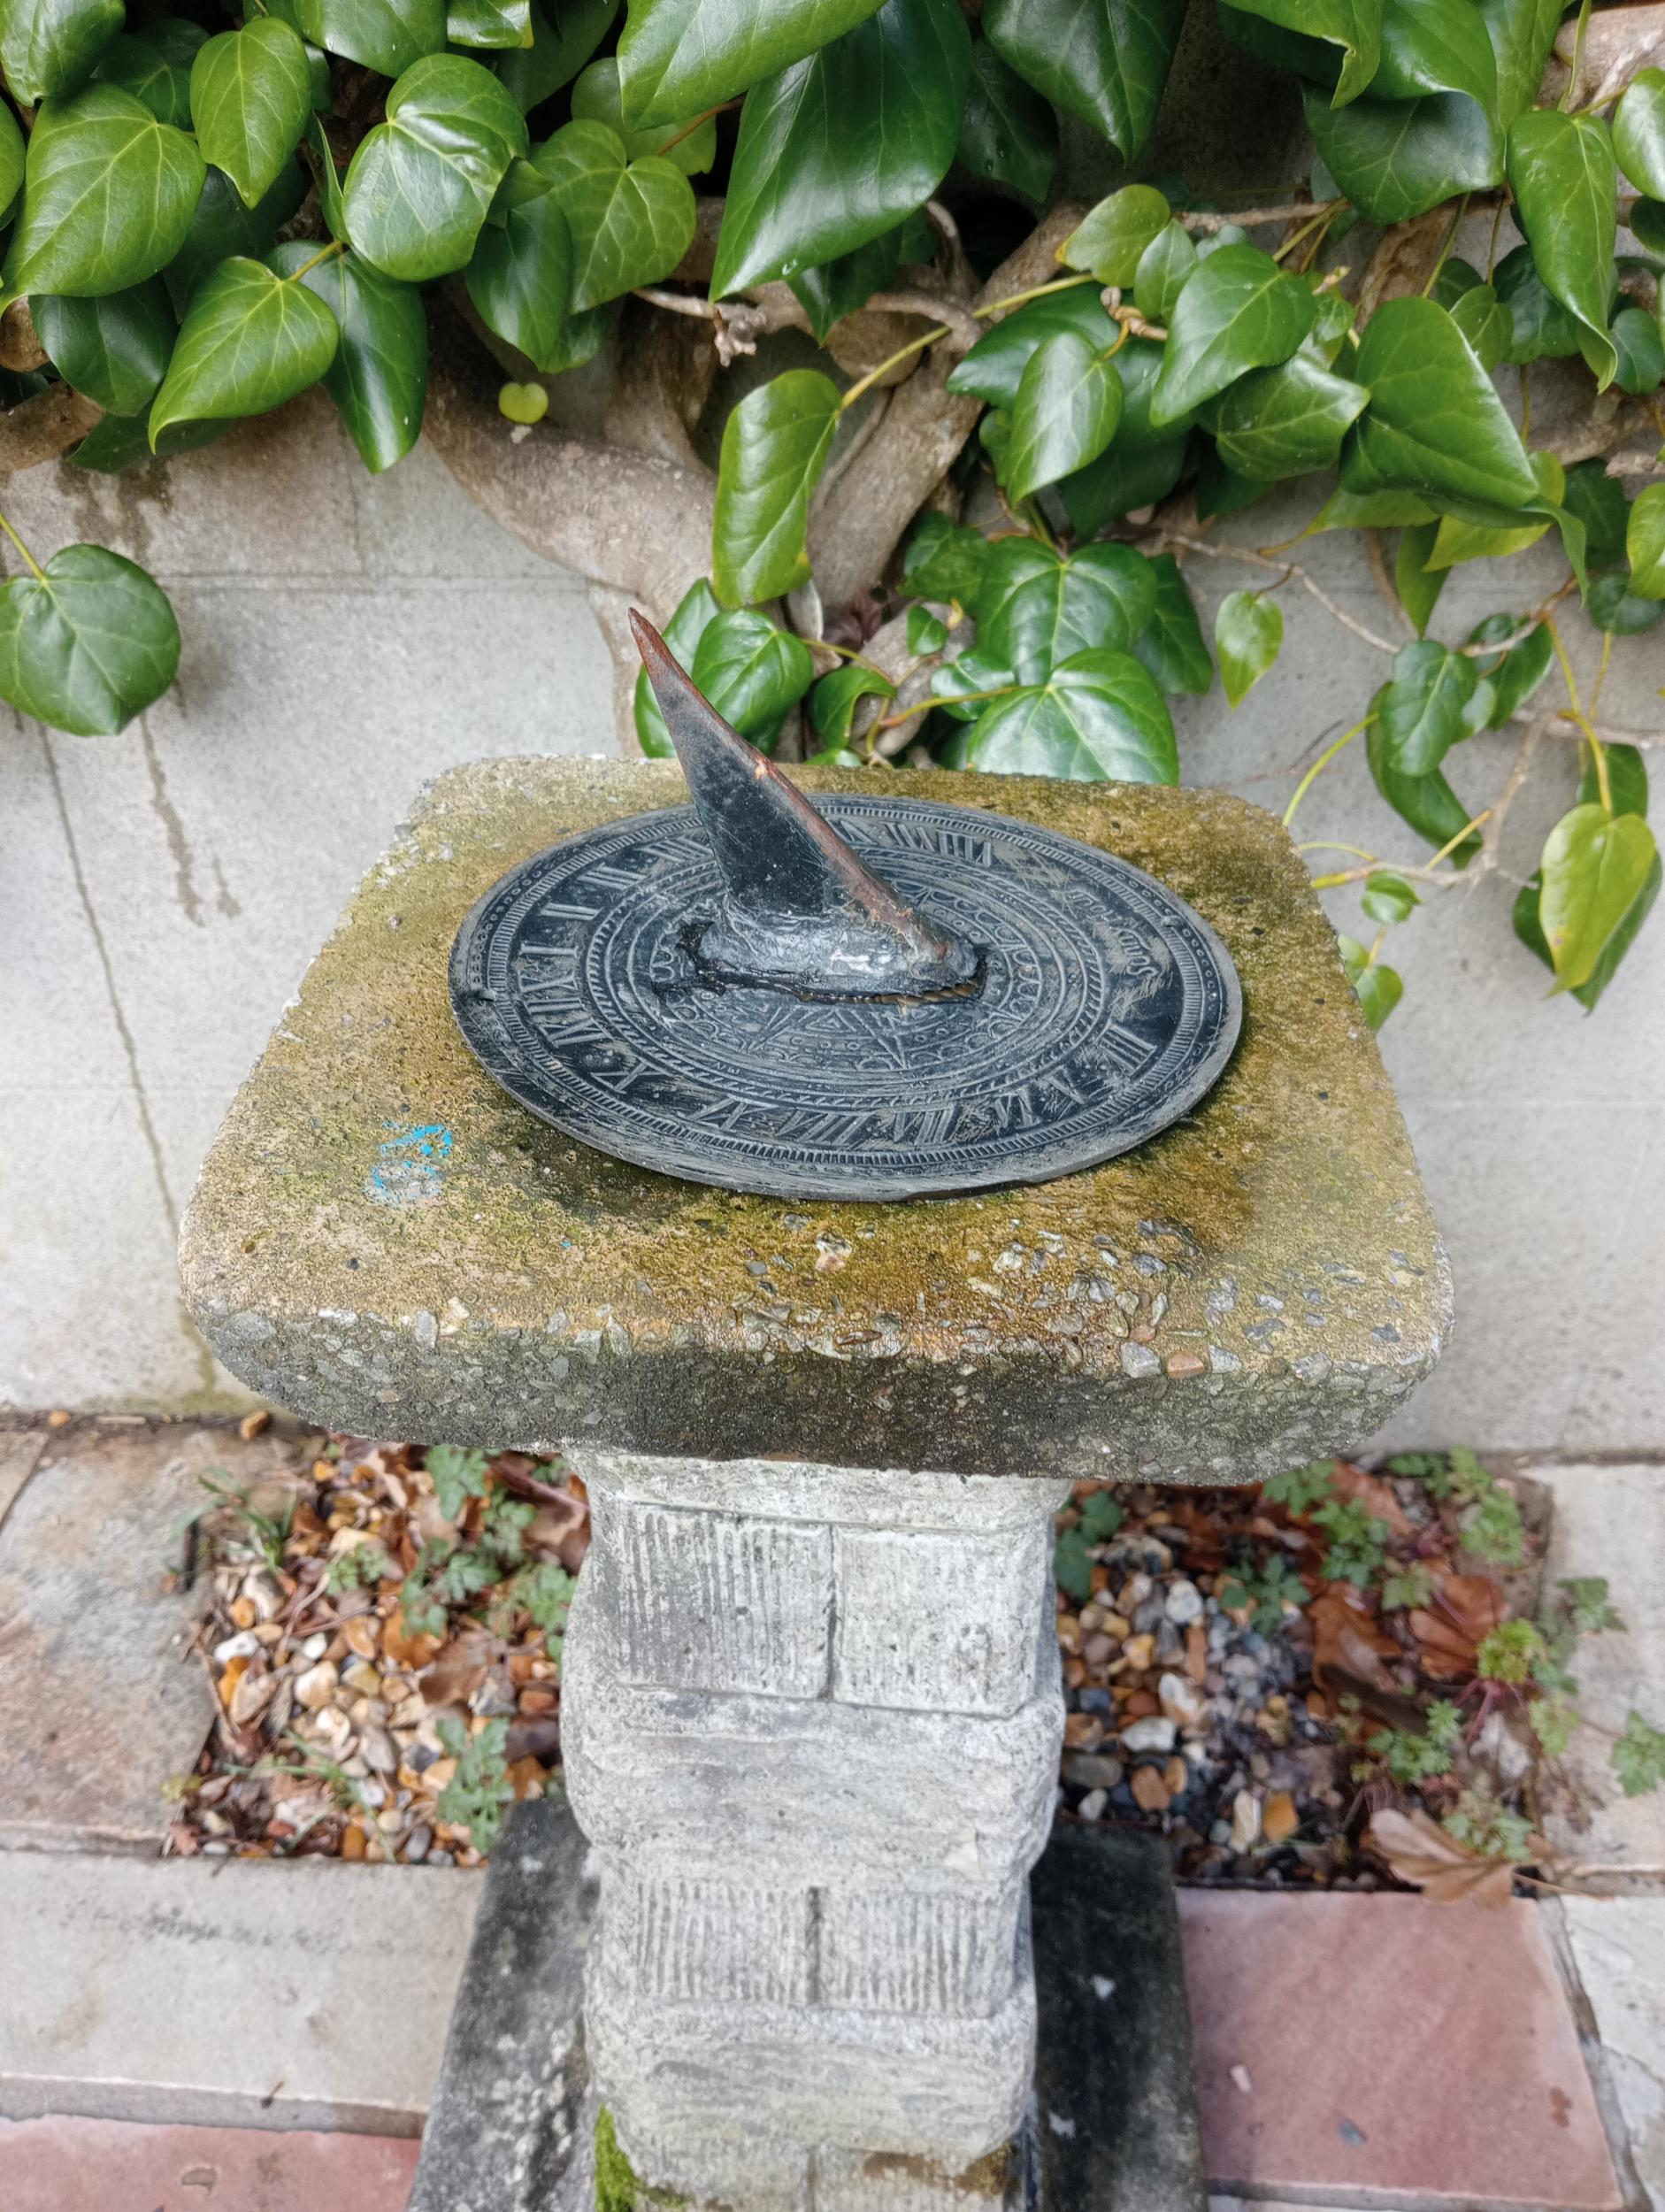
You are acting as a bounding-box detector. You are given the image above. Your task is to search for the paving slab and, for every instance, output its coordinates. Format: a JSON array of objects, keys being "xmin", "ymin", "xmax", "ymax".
[
  {"xmin": 1537, "ymin": 1464, "xmax": 1665, "ymax": 1883},
  {"xmin": 1562, "ymin": 1898, "xmax": 1665, "ymax": 2209},
  {"xmin": 0, "ymin": 1420, "xmax": 276, "ymax": 1848},
  {"xmin": 1178, "ymin": 1889, "xmax": 1621, "ymax": 2208},
  {"xmin": 0, "ymin": 1851, "xmax": 481, "ymax": 2133},
  {"xmin": 0, "ymin": 2113, "xmax": 420, "ymax": 2211},
  {"xmin": 180, "ymin": 757, "xmax": 1448, "ymax": 1484}
]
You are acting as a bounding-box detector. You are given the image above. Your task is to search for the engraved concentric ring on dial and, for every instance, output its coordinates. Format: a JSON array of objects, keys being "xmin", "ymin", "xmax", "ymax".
[{"xmin": 449, "ymin": 795, "xmax": 1242, "ymax": 1200}]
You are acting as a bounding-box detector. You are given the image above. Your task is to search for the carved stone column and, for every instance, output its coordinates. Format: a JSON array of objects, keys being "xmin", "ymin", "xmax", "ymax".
[{"xmin": 562, "ymin": 1451, "xmax": 1069, "ymax": 2205}]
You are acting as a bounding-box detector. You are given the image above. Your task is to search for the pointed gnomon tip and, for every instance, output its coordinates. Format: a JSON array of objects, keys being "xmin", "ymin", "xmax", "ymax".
[{"xmin": 628, "ymin": 606, "xmax": 673, "ymax": 676}]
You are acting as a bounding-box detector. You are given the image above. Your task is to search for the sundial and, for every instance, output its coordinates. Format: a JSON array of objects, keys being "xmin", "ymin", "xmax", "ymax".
[{"xmin": 449, "ymin": 612, "xmax": 1241, "ymax": 1200}]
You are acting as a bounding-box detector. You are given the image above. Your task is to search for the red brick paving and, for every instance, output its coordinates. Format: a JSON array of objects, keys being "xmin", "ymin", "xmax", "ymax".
[
  {"xmin": 1178, "ymin": 1890, "xmax": 1623, "ymax": 2208},
  {"xmin": 0, "ymin": 2115, "xmax": 418, "ymax": 2212}
]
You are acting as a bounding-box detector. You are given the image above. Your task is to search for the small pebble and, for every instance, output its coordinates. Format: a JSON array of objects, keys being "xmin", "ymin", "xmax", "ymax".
[
  {"xmin": 299, "ymin": 1632, "xmax": 330, "ymax": 1663},
  {"xmin": 1165, "ymin": 1578, "xmax": 1204, "ymax": 1625},
  {"xmin": 1121, "ymin": 1715, "xmax": 1178, "ymax": 1755},
  {"xmin": 1078, "ymin": 1788, "xmax": 1108, "ymax": 1822},
  {"xmin": 213, "ymin": 1631, "xmax": 260, "ymax": 1664},
  {"xmin": 1131, "ymin": 1764, "xmax": 1171, "ymax": 1813}
]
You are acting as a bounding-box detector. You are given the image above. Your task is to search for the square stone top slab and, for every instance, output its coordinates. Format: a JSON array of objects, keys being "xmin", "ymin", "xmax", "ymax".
[{"xmin": 180, "ymin": 759, "xmax": 1448, "ymax": 1483}]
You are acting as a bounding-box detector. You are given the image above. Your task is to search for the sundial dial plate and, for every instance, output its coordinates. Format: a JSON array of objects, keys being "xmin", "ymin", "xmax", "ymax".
[{"xmin": 449, "ymin": 793, "xmax": 1241, "ymax": 1201}]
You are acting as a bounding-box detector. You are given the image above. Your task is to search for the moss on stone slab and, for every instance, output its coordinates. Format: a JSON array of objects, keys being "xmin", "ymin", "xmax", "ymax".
[
  {"xmin": 595, "ymin": 2108, "xmax": 688, "ymax": 2211},
  {"xmin": 180, "ymin": 759, "xmax": 1449, "ymax": 1481}
]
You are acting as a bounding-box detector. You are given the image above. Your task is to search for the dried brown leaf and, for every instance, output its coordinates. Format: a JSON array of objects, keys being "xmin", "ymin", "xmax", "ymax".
[{"xmin": 1364, "ymin": 1807, "xmax": 1518, "ymax": 1907}]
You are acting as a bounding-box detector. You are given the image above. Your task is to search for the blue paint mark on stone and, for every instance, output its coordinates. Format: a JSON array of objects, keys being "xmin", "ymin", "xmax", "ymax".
[
  {"xmin": 365, "ymin": 1121, "xmax": 454, "ymax": 1209},
  {"xmin": 1338, "ymin": 2118, "xmax": 1368, "ymax": 2147}
]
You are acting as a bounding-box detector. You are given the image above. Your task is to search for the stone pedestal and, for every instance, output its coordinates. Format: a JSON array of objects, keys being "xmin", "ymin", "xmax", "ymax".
[
  {"xmin": 180, "ymin": 758, "xmax": 1449, "ymax": 2208},
  {"xmin": 564, "ymin": 1452, "xmax": 1067, "ymax": 2201}
]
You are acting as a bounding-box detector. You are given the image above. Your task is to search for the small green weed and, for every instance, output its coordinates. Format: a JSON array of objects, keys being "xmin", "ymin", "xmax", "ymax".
[
  {"xmin": 1218, "ymin": 1551, "xmax": 1309, "ymax": 1633},
  {"xmin": 1366, "ymin": 1698, "xmax": 1462, "ymax": 1787},
  {"xmin": 426, "ymin": 1444, "xmax": 491, "ymax": 1521},
  {"xmin": 435, "ymin": 1716, "xmax": 515, "ymax": 1853},
  {"xmin": 1262, "ymin": 1462, "xmax": 1334, "ymax": 1515},
  {"xmin": 1310, "ymin": 1497, "xmax": 1391, "ymax": 1587}
]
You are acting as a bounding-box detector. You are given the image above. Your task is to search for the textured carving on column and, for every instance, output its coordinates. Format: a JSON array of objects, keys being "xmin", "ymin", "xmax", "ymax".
[{"xmin": 562, "ymin": 1451, "xmax": 1070, "ymax": 2204}]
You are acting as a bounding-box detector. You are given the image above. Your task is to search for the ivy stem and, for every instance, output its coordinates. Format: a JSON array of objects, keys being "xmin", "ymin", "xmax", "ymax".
[
  {"xmin": 286, "ymin": 237, "xmax": 346, "ymax": 283},
  {"xmin": 874, "ymin": 683, "xmax": 1025, "ymax": 732},
  {"xmin": 1561, "ymin": 0, "xmax": 1592, "ymax": 111},
  {"xmin": 1283, "ymin": 715, "xmax": 1373, "ymax": 827},
  {"xmin": 651, "ymin": 100, "xmax": 740, "ymax": 158},
  {"xmin": 1546, "ymin": 615, "xmax": 1611, "ymax": 810},
  {"xmin": 837, "ymin": 273, "xmax": 1105, "ymax": 411},
  {"xmin": 1421, "ymin": 194, "xmax": 1469, "ymax": 297},
  {"xmin": 0, "ymin": 505, "xmax": 44, "ymax": 580},
  {"xmin": 1272, "ymin": 204, "xmax": 1338, "ymax": 265}
]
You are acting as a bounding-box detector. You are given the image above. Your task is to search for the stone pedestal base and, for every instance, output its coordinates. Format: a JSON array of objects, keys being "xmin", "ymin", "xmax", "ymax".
[{"xmin": 561, "ymin": 1452, "xmax": 1070, "ymax": 2206}]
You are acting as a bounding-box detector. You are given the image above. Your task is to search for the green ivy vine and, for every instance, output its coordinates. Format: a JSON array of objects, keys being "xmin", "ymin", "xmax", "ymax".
[{"xmin": 0, "ymin": 0, "xmax": 1659, "ymax": 1021}]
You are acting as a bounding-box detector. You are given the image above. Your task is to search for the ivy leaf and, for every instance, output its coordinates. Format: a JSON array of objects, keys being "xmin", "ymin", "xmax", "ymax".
[
  {"xmin": 0, "ymin": 543, "xmax": 179, "ymax": 735},
  {"xmin": 907, "ymin": 604, "xmax": 948, "ymax": 654},
  {"xmin": 1492, "ymin": 241, "xmax": 1584, "ymax": 365},
  {"xmin": 1058, "ymin": 432, "xmax": 1188, "ymax": 534},
  {"xmin": 1629, "ymin": 485, "xmax": 1665, "ymax": 599},
  {"xmin": 616, "ymin": 0, "xmax": 886, "ymax": 127},
  {"xmin": 1208, "ymin": 354, "xmax": 1369, "ymax": 480},
  {"xmin": 984, "ymin": 0, "xmax": 1186, "ymax": 159},
  {"xmin": 271, "ymin": 242, "xmax": 427, "ymax": 473},
  {"xmin": 1002, "ymin": 331, "xmax": 1124, "ymax": 504},
  {"xmin": 449, "ymin": 0, "xmax": 532, "ymax": 49},
  {"xmin": 2, "ymin": 0, "xmax": 123, "ymax": 106},
  {"xmin": 1060, "ymin": 184, "xmax": 1170, "ymax": 286},
  {"xmin": 979, "ymin": 538, "xmax": 1158, "ymax": 681},
  {"xmin": 1338, "ymin": 937, "xmax": 1404, "ymax": 1028},
  {"xmin": 0, "ymin": 106, "xmax": 21, "ymax": 225},
  {"xmin": 1585, "ymin": 570, "xmax": 1664, "ymax": 636},
  {"xmin": 1132, "ymin": 219, "xmax": 1197, "ymax": 322},
  {"xmin": 277, "ymin": 0, "xmax": 446, "ymax": 79},
  {"xmin": 1538, "ymin": 803, "xmax": 1661, "ymax": 994},
  {"xmin": 1377, "ymin": 638, "xmax": 1478, "ymax": 774},
  {"xmin": 1149, "ymin": 242, "xmax": 1315, "ymax": 426},
  {"xmin": 1302, "ymin": 86, "xmax": 1502, "ymax": 223},
  {"xmin": 947, "ymin": 286, "xmax": 1117, "ymax": 408},
  {"xmin": 809, "ymin": 661, "xmax": 894, "ymax": 747},
  {"xmin": 30, "ymin": 280, "xmax": 173, "ymax": 417},
  {"xmin": 1216, "ymin": 590, "xmax": 1283, "ymax": 707},
  {"xmin": 166, "ymin": 162, "xmax": 308, "ymax": 320},
  {"xmin": 1131, "ymin": 553, "xmax": 1211, "ymax": 695},
  {"xmin": 1367, "ymin": 697, "xmax": 1482, "ymax": 862},
  {"xmin": 787, "ymin": 214, "xmax": 928, "ymax": 342},
  {"xmin": 498, "ymin": 0, "xmax": 615, "ymax": 111},
  {"xmin": 1423, "ymin": 449, "xmax": 1561, "ymax": 568},
  {"xmin": 4, "ymin": 85, "xmax": 205, "ymax": 300},
  {"xmin": 957, "ymin": 38, "xmax": 1056, "ymax": 203},
  {"xmin": 1506, "ymin": 111, "xmax": 1618, "ymax": 389},
  {"xmin": 1362, "ymin": 871, "xmax": 1420, "ymax": 925},
  {"xmin": 689, "ymin": 608, "xmax": 816, "ymax": 751},
  {"xmin": 633, "ymin": 577, "xmax": 719, "ymax": 757},
  {"xmin": 712, "ymin": 368, "xmax": 841, "ymax": 606},
  {"xmin": 898, "ymin": 513, "xmax": 991, "ymax": 608},
  {"xmin": 710, "ymin": 0, "xmax": 969, "ymax": 298},
  {"xmin": 1515, "ymin": 748, "xmax": 1658, "ymax": 1007},
  {"xmin": 1612, "ymin": 307, "xmax": 1664, "ymax": 400},
  {"xmin": 1468, "ymin": 613, "xmax": 1552, "ymax": 725},
  {"xmin": 1371, "ymin": 0, "xmax": 1498, "ymax": 104},
  {"xmin": 1614, "ymin": 66, "xmax": 1665, "ymax": 200},
  {"xmin": 464, "ymin": 165, "xmax": 572, "ymax": 369},
  {"xmin": 1394, "ymin": 522, "xmax": 1444, "ymax": 636},
  {"xmin": 190, "ymin": 18, "xmax": 313, "ymax": 211},
  {"xmin": 1343, "ymin": 296, "xmax": 1537, "ymax": 511},
  {"xmin": 1447, "ymin": 279, "xmax": 1510, "ymax": 371},
  {"xmin": 149, "ymin": 253, "xmax": 340, "ymax": 448},
  {"xmin": 531, "ymin": 120, "xmax": 695, "ymax": 309},
  {"xmin": 570, "ymin": 58, "xmax": 716, "ymax": 174},
  {"xmin": 1222, "ymin": 0, "xmax": 1380, "ymax": 103},
  {"xmin": 931, "ymin": 644, "xmax": 1015, "ymax": 722},
  {"xmin": 1479, "ymin": 0, "xmax": 1564, "ymax": 125},
  {"xmin": 968, "ymin": 648, "xmax": 1178, "ymax": 782},
  {"xmin": 344, "ymin": 55, "xmax": 528, "ymax": 284}
]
